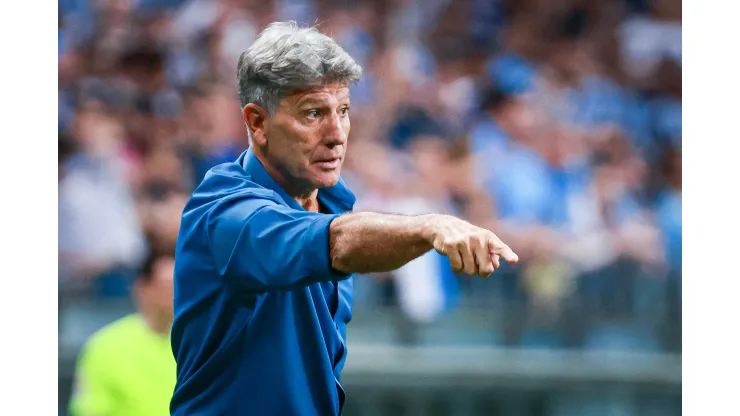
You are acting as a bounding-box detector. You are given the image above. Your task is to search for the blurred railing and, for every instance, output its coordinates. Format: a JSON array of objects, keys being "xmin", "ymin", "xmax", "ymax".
[
  {"xmin": 58, "ymin": 265, "xmax": 681, "ymax": 415},
  {"xmin": 350, "ymin": 263, "xmax": 682, "ymax": 353},
  {"xmin": 339, "ymin": 344, "xmax": 680, "ymax": 416}
]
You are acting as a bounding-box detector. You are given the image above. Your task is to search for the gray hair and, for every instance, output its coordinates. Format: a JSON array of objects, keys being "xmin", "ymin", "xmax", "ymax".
[{"xmin": 237, "ymin": 21, "xmax": 363, "ymax": 115}]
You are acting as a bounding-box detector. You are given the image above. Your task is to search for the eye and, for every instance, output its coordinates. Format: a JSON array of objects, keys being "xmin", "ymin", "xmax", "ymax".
[
  {"xmin": 306, "ymin": 109, "xmax": 319, "ymax": 119},
  {"xmin": 339, "ymin": 106, "xmax": 350, "ymax": 116}
]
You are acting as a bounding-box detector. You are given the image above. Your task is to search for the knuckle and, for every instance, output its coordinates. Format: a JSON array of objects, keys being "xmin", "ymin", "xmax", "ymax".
[
  {"xmin": 442, "ymin": 237, "xmax": 458, "ymax": 248},
  {"xmin": 473, "ymin": 234, "xmax": 487, "ymax": 247}
]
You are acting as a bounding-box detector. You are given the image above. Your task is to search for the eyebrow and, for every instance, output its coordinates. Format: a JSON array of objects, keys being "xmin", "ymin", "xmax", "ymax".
[{"xmin": 297, "ymin": 95, "xmax": 351, "ymax": 107}]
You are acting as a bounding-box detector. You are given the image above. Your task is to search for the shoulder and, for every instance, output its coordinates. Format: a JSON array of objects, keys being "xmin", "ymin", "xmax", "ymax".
[
  {"xmin": 80, "ymin": 314, "xmax": 142, "ymax": 360},
  {"xmin": 184, "ymin": 162, "xmax": 285, "ymax": 216}
]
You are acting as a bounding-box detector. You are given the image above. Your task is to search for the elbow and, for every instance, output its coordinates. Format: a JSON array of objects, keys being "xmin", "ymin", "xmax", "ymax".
[
  {"xmin": 329, "ymin": 223, "xmax": 354, "ymax": 274},
  {"xmin": 330, "ymin": 241, "xmax": 353, "ymax": 274}
]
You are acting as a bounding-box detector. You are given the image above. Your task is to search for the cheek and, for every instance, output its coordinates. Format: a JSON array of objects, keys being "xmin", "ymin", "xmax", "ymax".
[
  {"xmin": 274, "ymin": 123, "xmax": 314, "ymax": 155},
  {"xmin": 160, "ymin": 285, "xmax": 174, "ymax": 306},
  {"xmin": 341, "ymin": 118, "xmax": 351, "ymax": 141}
]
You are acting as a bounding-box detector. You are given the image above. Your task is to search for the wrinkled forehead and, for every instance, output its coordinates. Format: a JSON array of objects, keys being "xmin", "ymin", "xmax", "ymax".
[{"xmin": 283, "ymin": 83, "xmax": 351, "ymax": 106}]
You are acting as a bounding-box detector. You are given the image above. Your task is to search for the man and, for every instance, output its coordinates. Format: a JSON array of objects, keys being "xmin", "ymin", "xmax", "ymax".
[
  {"xmin": 69, "ymin": 251, "xmax": 176, "ymax": 416},
  {"xmin": 170, "ymin": 21, "xmax": 519, "ymax": 416}
]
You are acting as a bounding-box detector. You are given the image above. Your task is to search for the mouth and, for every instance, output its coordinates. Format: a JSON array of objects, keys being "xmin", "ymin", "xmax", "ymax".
[{"xmin": 314, "ymin": 157, "xmax": 341, "ymax": 170}]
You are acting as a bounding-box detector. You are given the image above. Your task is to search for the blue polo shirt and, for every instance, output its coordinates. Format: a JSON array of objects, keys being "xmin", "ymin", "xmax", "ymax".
[{"xmin": 170, "ymin": 149, "xmax": 356, "ymax": 416}]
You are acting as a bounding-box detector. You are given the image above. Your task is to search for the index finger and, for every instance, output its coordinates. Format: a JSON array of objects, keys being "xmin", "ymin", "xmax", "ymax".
[{"xmin": 487, "ymin": 236, "xmax": 519, "ymax": 264}]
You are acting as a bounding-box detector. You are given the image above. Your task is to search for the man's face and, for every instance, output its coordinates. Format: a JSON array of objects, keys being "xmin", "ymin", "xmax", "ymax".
[
  {"xmin": 251, "ymin": 83, "xmax": 351, "ymax": 191},
  {"xmin": 139, "ymin": 257, "xmax": 175, "ymax": 317}
]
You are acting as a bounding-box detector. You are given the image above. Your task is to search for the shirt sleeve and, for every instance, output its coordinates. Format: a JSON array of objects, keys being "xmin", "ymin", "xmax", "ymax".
[
  {"xmin": 68, "ymin": 339, "xmax": 116, "ymax": 416},
  {"xmin": 207, "ymin": 197, "xmax": 350, "ymax": 293}
]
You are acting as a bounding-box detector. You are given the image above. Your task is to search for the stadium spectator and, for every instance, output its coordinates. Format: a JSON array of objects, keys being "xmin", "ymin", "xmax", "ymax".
[
  {"xmin": 57, "ymin": 1, "xmax": 682, "ymax": 412},
  {"xmin": 58, "ymin": 0, "xmax": 682, "ymax": 367},
  {"xmin": 68, "ymin": 250, "xmax": 176, "ymax": 416}
]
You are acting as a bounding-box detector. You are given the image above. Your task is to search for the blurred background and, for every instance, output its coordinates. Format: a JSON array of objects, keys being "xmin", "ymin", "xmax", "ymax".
[{"xmin": 58, "ymin": 0, "xmax": 681, "ymax": 414}]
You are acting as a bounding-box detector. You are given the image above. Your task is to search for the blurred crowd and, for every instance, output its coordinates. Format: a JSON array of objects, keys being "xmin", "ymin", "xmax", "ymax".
[{"xmin": 58, "ymin": 0, "xmax": 682, "ymax": 352}]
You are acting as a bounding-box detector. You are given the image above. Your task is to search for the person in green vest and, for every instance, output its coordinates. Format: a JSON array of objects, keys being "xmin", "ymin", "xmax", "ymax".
[{"xmin": 69, "ymin": 250, "xmax": 176, "ymax": 416}]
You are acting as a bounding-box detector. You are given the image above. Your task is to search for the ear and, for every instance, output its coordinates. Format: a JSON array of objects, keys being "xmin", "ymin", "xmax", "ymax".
[{"xmin": 243, "ymin": 104, "xmax": 269, "ymax": 146}]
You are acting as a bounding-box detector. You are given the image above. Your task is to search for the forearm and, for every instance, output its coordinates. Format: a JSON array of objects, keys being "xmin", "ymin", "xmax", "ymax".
[{"xmin": 329, "ymin": 212, "xmax": 434, "ymax": 274}]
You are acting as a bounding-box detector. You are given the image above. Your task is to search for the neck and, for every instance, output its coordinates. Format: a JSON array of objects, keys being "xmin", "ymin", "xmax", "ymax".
[
  {"xmin": 254, "ymin": 149, "xmax": 320, "ymax": 212},
  {"xmin": 268, "ymin": 165, "xmax": 320, "ymax": 211},
  {"xmin": 140, "ymin": 310, "xmax": 172, "ymax": 336},
  {"xmin": 296, "ymin": 192, "xmax": 320, "ymax": 212}
]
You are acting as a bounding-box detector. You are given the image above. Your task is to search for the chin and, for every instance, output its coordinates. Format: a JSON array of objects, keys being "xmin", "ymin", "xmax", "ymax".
[{"xmin": 314, "ymin": 171, "xmax": 342, "ymax": 189}]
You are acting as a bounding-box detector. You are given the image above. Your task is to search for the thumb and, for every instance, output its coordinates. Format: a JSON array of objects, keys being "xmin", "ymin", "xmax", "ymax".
[{"xmin": 432, "ymin": 235, "xmax": 446, "ymax": 254}]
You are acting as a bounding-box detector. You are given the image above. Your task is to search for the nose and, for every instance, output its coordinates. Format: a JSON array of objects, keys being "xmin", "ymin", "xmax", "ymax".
[{"xmin": 323, "ymin": 112, "xmax": 348, "ymax": 148}]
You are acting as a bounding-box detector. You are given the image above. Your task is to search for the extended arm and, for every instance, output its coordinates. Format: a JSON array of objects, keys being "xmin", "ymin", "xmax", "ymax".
[
  {"xmin": 329, "ymin": 212, "xmax": 433, "ymax": 274},
  {"xmin": 208, "ymin": 197, "xmax": 518, "ymax": 293},
  {"xmin": 330, "ymin": 212, "xmax": 519, "ymax": 277}
]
